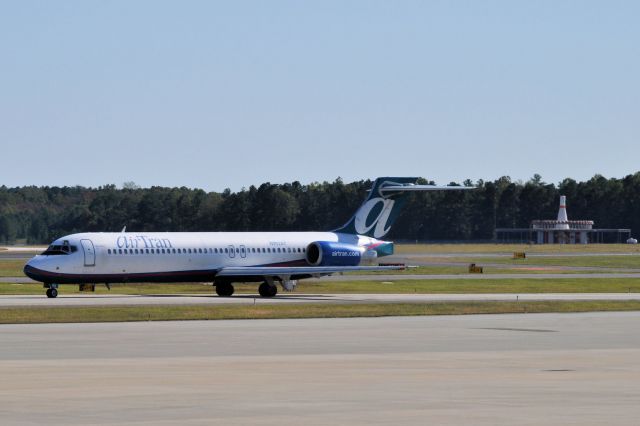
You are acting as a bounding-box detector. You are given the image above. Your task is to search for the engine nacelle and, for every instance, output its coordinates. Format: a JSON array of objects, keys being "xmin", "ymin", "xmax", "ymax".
[{"xmin": 306, "ymin": 241, "xmax": 366, "ymax": 266}]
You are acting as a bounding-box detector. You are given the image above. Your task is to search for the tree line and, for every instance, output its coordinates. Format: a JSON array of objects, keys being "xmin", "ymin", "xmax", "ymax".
[{"xmin": 1, "ymin": 173, "xmax": 639, "ymax": 244}]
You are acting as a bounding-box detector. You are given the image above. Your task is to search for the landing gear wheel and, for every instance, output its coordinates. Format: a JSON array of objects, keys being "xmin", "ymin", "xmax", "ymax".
[
  {"xmin": 258, "ymin": 282, "xmax": 278, "ymax": 298},
  {"xmin": 215, "ymin": 283, "xmax": 234, "ymax": 297},
  {"xmin": 46, "ymin": 288, "xmax": 58, "ymax": 298}
]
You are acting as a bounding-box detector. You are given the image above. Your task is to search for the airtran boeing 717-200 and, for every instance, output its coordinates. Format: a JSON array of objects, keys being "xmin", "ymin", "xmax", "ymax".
[{"xmin": 24, "ymin": 177, "xmax": 468, "ymax": 298}]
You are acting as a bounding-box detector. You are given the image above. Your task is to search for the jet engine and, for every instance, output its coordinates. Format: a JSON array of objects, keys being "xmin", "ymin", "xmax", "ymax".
[{"xmin": 306, "ymin": 241, "xmax": 375, "ymax": 267}]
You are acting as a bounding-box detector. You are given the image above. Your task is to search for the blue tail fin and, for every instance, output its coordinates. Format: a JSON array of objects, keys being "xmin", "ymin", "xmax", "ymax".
[
  {"xmin": 333, "ymin": 177, "xmax": 472, "ymax": 239},
  {"xmin": 333, "ymin": 177, "xmax": 419, "ymax": 239}
]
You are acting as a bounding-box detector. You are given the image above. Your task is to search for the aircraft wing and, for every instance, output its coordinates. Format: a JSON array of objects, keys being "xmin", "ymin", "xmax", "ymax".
[{"xmin": 216, "ymin": 265, "xmax": 403, "ymax": 278}]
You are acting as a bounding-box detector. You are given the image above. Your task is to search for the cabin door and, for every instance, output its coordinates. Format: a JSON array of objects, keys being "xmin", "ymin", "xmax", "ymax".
[{"xmin": 80, "ymin": 239, "xmax": 96, "ymax": 267}]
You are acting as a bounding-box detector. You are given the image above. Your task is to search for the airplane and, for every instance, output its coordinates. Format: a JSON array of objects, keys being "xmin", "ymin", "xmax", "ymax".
[{"xmin": 23, "ymin": 177, "xmax": 470, "ymax": 298}]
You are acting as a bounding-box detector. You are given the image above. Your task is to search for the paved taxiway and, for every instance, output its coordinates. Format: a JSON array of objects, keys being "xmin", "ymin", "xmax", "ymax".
[
  {"xmin": 1, "ymin": 312, "xmax": 639, "ymax": 425},
  {"xmin": 1, "ymin": 292, "xmax": 640, "ymax": 307}
]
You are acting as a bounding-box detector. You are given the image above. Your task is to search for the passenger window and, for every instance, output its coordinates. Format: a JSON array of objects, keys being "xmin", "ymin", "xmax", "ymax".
[
  {"xmin": 107, "ymin": 249, "xmax": 111, "ymax": 255},
  {"xmin": 151, "ymin": 249, "xmax": 155, "ymax": 254},
  {"xmin": 124, "ymin": 249, "xmax": 128, "ymax": 254}
]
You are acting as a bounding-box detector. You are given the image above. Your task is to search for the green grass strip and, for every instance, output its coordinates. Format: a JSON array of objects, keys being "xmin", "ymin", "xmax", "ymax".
[
  {"xmin": 1, "ymin": 300, "xmax": 640, "ymax": 324},
  {"xmin": 414, "ymin": 255, "xmax": 640, "ymax": 269},
  {"xmin": 0, "ymin": 260, "xmax": 28, "ymax": 277}
]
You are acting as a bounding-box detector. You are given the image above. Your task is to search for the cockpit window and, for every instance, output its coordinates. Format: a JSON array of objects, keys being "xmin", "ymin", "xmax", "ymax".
[{"xmin": 41, "ymin": 244, "xmax": 78, "ymax": 256}]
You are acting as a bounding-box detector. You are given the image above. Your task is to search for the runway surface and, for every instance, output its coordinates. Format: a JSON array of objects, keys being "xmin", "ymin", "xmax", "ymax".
[
  {"xmin": 1, "ymin": 292, "xmax": 640, "ymax": 307},
  {"xmin": 1, "ymin": 312, "xmax": 639, "ymax": 425}
]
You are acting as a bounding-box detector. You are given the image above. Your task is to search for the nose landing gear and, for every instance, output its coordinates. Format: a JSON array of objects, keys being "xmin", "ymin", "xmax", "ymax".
[{"xmin": 44, "ymin": 284, "xmax": 59, "ymax": 298}]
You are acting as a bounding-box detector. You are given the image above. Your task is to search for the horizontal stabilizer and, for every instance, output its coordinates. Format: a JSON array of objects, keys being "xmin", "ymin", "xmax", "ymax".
[{"xmin": 379, "ymin": 185, "xmax": 473, "ymax": 192}]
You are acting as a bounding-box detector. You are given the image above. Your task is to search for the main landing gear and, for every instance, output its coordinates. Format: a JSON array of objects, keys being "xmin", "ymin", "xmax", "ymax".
[
  {"xmin": 258, "ymin": 282, "xmax": 278, "ymax": 298},
  {"xmin": 213, "ymin": 280, "xmax": 278, "ymax": 298},
  {"xmin": 215, "ymin": 282, "xmax": 235, "ymax": 297},
  {"xmin": 44, "ymin": 283, "xmax": 59, "ymax": 298}
]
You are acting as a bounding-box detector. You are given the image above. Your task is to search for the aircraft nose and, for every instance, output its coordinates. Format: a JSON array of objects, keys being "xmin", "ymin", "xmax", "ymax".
[{"xmin": 23, "ymin": 260, "xmax": 43, "ymax": 282}]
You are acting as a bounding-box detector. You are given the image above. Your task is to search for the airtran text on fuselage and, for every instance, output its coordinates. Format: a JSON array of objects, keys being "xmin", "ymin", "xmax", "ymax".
[{"xmin": 116, "ymin": 235, "xmax": 173, "ymax": 250}]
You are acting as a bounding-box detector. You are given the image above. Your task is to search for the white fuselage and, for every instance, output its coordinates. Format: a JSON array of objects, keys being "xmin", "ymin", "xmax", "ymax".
[{"xmin": 24, "ymin": 231, "xmax": 384, "ymax": 284}]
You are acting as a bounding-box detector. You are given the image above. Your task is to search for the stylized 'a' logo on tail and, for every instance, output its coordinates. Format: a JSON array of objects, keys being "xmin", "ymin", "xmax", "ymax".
[{"xmin": 333, "ymin": 177, "xmax": 472, "ymax": 239}]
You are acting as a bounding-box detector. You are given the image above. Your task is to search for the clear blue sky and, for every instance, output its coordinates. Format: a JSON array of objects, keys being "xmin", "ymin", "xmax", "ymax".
[{"xmin": 1, "ymin": 1, "xmax": 638, "ymax": 191}]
